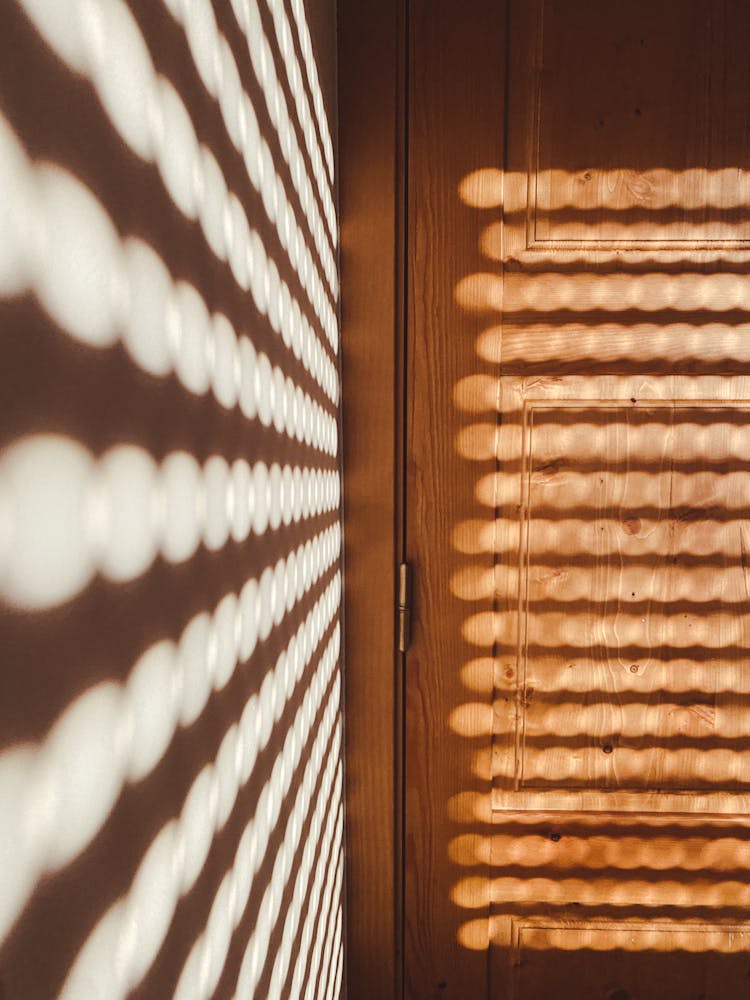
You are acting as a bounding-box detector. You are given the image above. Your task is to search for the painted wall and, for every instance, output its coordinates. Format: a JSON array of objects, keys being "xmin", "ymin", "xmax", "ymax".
[{"xmin": 0, "ymin": 1, "xmax": 344, "ymax": 997}]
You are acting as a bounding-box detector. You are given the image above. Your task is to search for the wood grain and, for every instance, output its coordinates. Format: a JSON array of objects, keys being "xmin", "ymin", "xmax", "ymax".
[
  {"xmin": 338, "ymin": 1, "xmax": 404, "ymax": 997},
  {"xmin": 489, "ymin": 375, "xmax": 750, "ymax": 815},
  {"xmin": 406, "ymin": 2, "xmax": 507, "ymax": 997},
  {"xmin": 408, "ymin": 1, "xmax": 750, "ymax": 998},
  {"xmin": 511, "ymin": 921, "xmax": 750, "ymax": 1000},
  {"xmin": 504, "ymin": 0, "xmax": 750, "ymax": 251}
]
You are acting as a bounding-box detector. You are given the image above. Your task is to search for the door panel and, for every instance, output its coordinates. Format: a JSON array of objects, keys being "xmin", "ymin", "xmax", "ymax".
[
  {"xmin": 407, "ymin": 2, "xmax": 750, "ymax": 998},
  {"xmin": 492, "ymin": 376, "xmax": 750, "ymax": 813},
  {"xmin": 510, "ymin": 922, "xmax": 750, "ymax": 1000},
  {"xmin": 506, "ymin": 0, "xmax": 750, "ymax": 250}
]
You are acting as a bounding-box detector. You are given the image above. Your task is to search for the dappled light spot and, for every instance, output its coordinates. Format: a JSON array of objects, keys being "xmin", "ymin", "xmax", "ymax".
[
  {"xmin": 448, "ymin": 834, "xmax": 486, "ymax": 868},
  {"xmin": 461, "ymin": 611, "xmax": 517, "ymax": 652},
  {"xmin": 475, "ymin": 325, "xmax": 503, "ymax": 365},
  {"xmin": 460, "ymin": 611, "xmax": 498, "ymax": 648},
  {"xmin": 452, "ymin": 374, "xmax": 500, "ymax": 414},
  {"xmin": 478, "ymin": 220, "xmax": 502, "ymax": 262},
  {"xmin": 0, "ymin": 435, "xmax": 96, "ymax": 608},
  {"xmin": 459, "ymin": 657, "xmax": 496, "ymax": 695},
  {"xmin": 451, "ymin": 518, "xmax": 497, "ymax": 555},
  {"xmin": 458, "ymin": 168, "xmax": 504, "ymax": 209},
  {"xmin": 450, "ymin": 565, "xmax": 495, "ymax": 602},
  {"xmin": 456, "ymin": 918, "xmax": 491, "ymax": 952},
  {"xmin": 451, "ymin": 876, "xmax": 491, "ymax": 910},
  {"xmin": 454, "ymin": 272, "xmax": 503, "ymax": 312},
  {"xmin": 448, "ymin": 702, "xmax": 494, "ymax": 739},
  {"xmin": 455, "ymin": 423, "xmax": 498, "ymax": 462},
  {"xmin": 471, "ymin": 747, "xmax": 493, "ymax": 781},
  {"xmin": 473, "ymin": 471, "xmax": 499, "ymax": 508}
]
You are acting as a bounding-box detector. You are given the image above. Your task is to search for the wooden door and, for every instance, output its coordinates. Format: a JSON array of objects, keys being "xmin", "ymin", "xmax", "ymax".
[{"xmin": 405, "ymin": 2, "xmax": 750, "ymax": 998}]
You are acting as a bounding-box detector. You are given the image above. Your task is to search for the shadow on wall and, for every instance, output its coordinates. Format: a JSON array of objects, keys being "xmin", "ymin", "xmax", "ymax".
[{"xmin": 0, "ymin": 0, "xmax": 344, "ymax": 999}]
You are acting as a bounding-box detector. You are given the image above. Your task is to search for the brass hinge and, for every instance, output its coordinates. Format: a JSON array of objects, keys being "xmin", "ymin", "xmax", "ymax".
[{"xmin": 398, "ymin": 562, "xmax": 412, "ymax": 653}]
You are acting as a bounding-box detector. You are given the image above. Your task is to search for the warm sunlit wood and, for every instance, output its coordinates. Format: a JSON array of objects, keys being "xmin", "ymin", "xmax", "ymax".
[
  {"xmin": 405, "ymin": 2, "xmax": 507, "ymax": 997},
  {"xmin": 407, "ymin": 1, "xmax": 750, "ymax": 997},
  {"xmin": 489, "ymin": 376, "xmax": 750, "ymax": 809}
]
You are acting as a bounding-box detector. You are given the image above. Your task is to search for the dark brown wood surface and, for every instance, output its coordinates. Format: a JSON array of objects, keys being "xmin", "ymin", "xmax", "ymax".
[{"xmin": 339, "ymin": 1, "xmax": 405, "ymax": 997}]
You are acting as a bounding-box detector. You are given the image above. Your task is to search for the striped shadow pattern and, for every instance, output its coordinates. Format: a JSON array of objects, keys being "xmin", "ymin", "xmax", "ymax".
[{"xmin": 0, "ymin": 0, "xmax": 343, "ymax": 997}]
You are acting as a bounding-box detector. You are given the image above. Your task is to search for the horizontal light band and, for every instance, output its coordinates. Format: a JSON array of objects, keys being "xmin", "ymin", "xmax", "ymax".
[
  {"xmin": 58, "ymin": 585, "xmax": 341, "ymax": 1000},
  {"xmin": 0, "ymin": 434, "xmax": 340, "ymax": 608},
  {"xmin": 0, "ymin": 112, "xmax": 339, "ymax": 406}
]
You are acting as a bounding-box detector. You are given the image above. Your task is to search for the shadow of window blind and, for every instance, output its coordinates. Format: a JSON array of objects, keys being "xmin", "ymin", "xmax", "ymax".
[{"xmin": 0, "ymin": 0, "xmax": 343, "ymax": 997}]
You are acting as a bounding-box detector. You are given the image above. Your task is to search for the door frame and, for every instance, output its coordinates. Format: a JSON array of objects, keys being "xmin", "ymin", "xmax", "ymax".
[{"xmin": 338, "ymin": 1, "xmax": 408, "ymax": 997}]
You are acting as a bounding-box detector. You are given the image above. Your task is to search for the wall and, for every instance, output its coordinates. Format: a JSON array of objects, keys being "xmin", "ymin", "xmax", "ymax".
[{"xmin": 0, "ymin": 1, "xmax": 344, "ymax": 998}]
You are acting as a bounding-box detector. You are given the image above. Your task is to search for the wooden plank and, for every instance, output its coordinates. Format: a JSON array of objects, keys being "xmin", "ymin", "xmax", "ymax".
[
  {"xmin": 405, "ymin": 2, "xmax": 507, "ymax": 997},
  {"xmin": 338, "ymin": 1, "xmax": 405, "ymax": 997}
]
